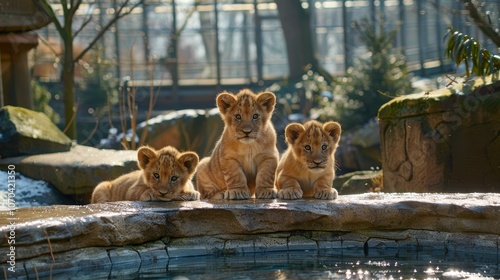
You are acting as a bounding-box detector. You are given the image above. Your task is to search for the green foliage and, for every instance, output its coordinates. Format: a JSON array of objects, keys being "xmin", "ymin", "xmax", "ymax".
[
  {"xmin": 445, "ymin": 27, "xmax": 500, "ymax": 77},
  {"xmin": 317, "ymin": 19, "xmax": 414, "ymax": 130},
  {"xmin": 32, "ymin": 80, "xmax": 61, "ymax": 124},
  {"xmin": 267, "ymin": 67, "xmax": 328, "ymax": 118}
]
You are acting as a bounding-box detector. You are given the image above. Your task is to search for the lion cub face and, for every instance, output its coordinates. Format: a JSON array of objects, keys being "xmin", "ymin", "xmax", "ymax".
[
  {"xmin": 138, "ymin": 146, "xmax": 199, "ymax": 197},
  {"xmin": 216, "ymin": 89, "xmax": 276, "ymax": 143},
  {"xmin": 285, "ymin": 120, "xmax": 341, "ymax": 172}
]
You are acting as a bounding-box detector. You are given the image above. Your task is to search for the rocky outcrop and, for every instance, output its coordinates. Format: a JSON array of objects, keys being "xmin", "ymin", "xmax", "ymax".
[
  {"xmin": 0, "ymin": 145, "xmax": 137, "ymax": 201},
  {"xmin": 378, "ymin": 74, "xmax": 500, "ymax": 192},
  {"xmin": 0, "ymin": 106, "xmax": 72, "ymax": 158}
]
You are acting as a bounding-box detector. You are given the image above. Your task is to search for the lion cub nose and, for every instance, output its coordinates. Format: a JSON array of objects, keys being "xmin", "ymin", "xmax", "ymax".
[
  {"xmin": 242, "ymin": 128, "xmax": 252, "ymax": 135},
  {"xmin": 313, "ymin": 160, "xmax": 323, "ymax": 165}
]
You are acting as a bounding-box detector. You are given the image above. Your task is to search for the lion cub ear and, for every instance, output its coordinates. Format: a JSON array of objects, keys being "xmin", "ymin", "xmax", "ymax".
[
  {"xmin": 323, "ymin": 121, "xmax": 342, "ymax": 145},
  {"xmin": 216, "ymin": 92, "xmax": 237, "ymax": 115},
  {"xmin": 178, "ymin": 152, "xmax": 199, "ymax": 175},
  {"xmin": 137, "ymin": 146, "xmax": 157, "ymax": 170},
  {"xmin": 257, "ymin": 91, "xmax": 276, "ymax": 113},
  {"xmin": 285, "ymin": 123, "xmax": 305, "ymax": 145}
]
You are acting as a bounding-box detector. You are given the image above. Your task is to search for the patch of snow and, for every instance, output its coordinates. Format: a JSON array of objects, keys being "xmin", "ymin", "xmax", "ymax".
[{"xmin": 0, "ymin": 171, "xmax": 70, "ymax": 209}]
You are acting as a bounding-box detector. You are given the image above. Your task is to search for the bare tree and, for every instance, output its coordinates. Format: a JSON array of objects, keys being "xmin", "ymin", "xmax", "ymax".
[{"xmin": 35, "ymin": 0, "xmax": 143, "ymax": 139}]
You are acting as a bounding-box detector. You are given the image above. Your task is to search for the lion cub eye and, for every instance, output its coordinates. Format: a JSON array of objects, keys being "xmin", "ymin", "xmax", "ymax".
[
  {"xmin": 252, "ymin": 114, "xmax": 259, "ymax": 119},
  {"xmin": 170, "ymin": 176, "xmax": 178, "ymax": 182},
  {"xmin": 304, "ymin": 145, "xmax": 311, "ymax": 151},
  {"xmin": 322, "ymin": 144, "xmax": 328, "ymax": 150},
  {"xmin": 153, "ymin": 173, "xmax": 160, "ymax": 180},
  {"xmin": 235, "ymin": 114, "xmax": 242, "ymax": 120}
]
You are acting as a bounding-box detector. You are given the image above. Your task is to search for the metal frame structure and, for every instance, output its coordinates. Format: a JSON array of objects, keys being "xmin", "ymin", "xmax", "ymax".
[{"xmin": 36, "ymin": 0, "xmax": 499, "ymax": 109}]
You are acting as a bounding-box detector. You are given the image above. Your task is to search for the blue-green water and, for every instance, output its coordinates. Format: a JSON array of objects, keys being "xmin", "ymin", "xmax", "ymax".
[
  {"xmin": 137, "ymin": 249, "xmax": 497, "ymax": 279},
  {"xmin": 32, "ymin": 248, "xmax": 500, "ymax": 279}
]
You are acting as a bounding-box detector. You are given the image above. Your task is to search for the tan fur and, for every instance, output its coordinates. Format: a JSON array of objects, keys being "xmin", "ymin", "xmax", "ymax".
[
  {"xmin": 276, "ymin": 120, "xmax": 341, "ymax": 200},
  {"xmin": 196, "ymin": 89, "xmax": 279, "ymax": 200},
  {"xmin": 91, "ymin": 146, "xmax": 200, "ymax": 203}
]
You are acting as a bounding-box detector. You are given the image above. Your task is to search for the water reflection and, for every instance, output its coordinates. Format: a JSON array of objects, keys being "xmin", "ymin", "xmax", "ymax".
[{"xmin": 40, "ymin": 248, "xmax": 499, "ymax": 279}]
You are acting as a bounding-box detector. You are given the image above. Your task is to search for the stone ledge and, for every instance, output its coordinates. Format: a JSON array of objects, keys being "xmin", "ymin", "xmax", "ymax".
[
  {"xmin": 1, "ymin": 193, "xmax": 499, "ymax": 279},
  {"xmin": 1, "ymin": 193, "xmax": 498, "ymax": 264},
  {"xmin": 6, "ymin": 230, "xmax": 500, "ymax": 279}
]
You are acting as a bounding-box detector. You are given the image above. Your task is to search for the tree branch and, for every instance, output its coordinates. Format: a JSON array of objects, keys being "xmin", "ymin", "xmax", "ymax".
[
  {"xmin": 35, "ymin": 1, "xmax": 65, "ymax": 38},
  {"xmin": 69, "ymin": 0, "xmax": 83, "ymax": 19},
  {"xmin": 462, "ymin": 0, "xmax": 500, "ymax": 47},
  {"xmin": 73, "ymin": 0, "xmax": 144, "ymax": 63},
  {"xmin": 73, "ymin": 9, "xmax": 94, "ymax": 38}
]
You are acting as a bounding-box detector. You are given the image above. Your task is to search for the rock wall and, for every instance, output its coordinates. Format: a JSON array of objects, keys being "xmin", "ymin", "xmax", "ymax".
[
  {"xmin": 378, "ymin": 74, "xmax": 500, "ymax": 192},
  {"xmin": 1, "ymin": 194, "xmax": 498, "ymax": 272},
  {"xmin": 1, "ymin": 193, "xmax": 499, "ymax": 278}
]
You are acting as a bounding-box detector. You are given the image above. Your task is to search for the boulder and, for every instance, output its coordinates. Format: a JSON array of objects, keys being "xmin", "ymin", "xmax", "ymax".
[
  {"xmin": 378, "ymin": 74, "xmax": 500, "ymax": 192},
  {"xmin": 335, "ymin": 118, "xmax": 382, "ymax": 174},
  {"xmin": 0, "ymin": 145, "xmax": 137, "ymax": 201},
  {"xmin": 99, "ymin": 108, "xmax": 224, "ymax": 157},
  {"xmin": 0, "ymin": 106, "xmax": 72, "ymax": 158}
]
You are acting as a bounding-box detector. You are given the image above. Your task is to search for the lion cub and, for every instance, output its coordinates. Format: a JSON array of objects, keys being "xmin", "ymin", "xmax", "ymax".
[
  {"xmin": 276, "ymin": 120, "xmax": 341, "ymax": 200},
  {"xmin": 196, "ymin": 89, "xmax": 279, "ymax": 200},
  {"xmin": 91, "ymin": 146, "xmax": 200, "ymax": 203}
]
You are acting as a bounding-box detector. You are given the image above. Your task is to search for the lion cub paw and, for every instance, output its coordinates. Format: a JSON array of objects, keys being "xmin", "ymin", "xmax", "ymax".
[
  {"xmin": 313, "ymin": 188, "xmax": 338, "ymax": 200},
  {"xmin": 255, "ymin": 187, "xmax": 277, "ymax": 199},
  {"xmin": 178, "ymin": 191, "xmax": 201, "ymax": 201},
  {"xmin": 224, "ymin": 188, "xmax": 250, "ymax": 200},
  {"xmin": 277, "ymin": 187, "xmax": 303, "ymax": 200}
]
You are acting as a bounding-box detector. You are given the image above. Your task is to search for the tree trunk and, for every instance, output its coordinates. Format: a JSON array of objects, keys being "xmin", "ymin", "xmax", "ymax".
[
  {"xmin": 63, "ymin": 30, "xmax": 76, "ymax": 139},
  {"xmin": 274, "ymin": 0, "xmax": 320, "ymax": 81}
]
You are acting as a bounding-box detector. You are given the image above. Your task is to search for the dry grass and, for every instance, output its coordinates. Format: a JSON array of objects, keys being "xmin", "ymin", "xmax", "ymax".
[
  {"xmin": 118, "ymin": 41, "xmax": 160, "ymax": 150},
  {"xmin": 42, "ymin": 228, "xmax": 55, "ymax": 263}
]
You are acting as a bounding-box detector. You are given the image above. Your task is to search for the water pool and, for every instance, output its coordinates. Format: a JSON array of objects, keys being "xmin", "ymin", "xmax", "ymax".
[{"xmin": 41, "ymin": 248, "xmax": 499, "ymax": 279}]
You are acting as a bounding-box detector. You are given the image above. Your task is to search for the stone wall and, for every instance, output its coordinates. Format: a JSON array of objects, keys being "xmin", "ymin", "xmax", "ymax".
[
  {"xmin": 378, "ymin": 74, "xmax": 500, "ymax": 192},
  {"xmin": 1, "ymin": 193, "xmax": 499, "ymax": 278}
]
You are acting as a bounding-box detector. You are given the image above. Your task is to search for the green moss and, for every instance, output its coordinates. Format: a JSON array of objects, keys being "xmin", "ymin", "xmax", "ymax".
[
  {"xmin": 379, "ymin": 73, "xmax": 500, "ymax": 119},
  {"xmin": 0, "ymin": 106, "xmax": 71, "ymax": 157},
  {"xmin": 3, "ymin": 106, "xmax": 70, "ymax": 144}
]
